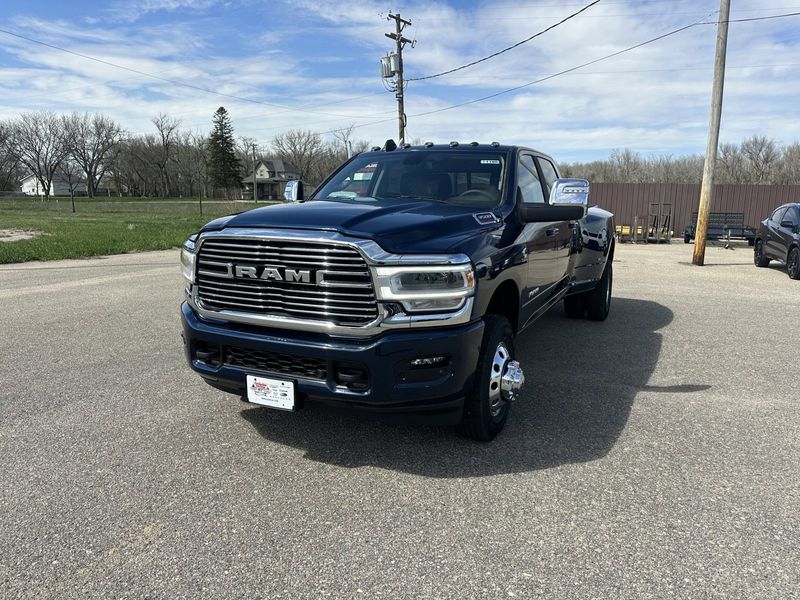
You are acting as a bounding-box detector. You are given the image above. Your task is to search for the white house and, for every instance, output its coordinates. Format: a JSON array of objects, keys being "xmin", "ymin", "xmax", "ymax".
[
  {"xmin": 20, "ymin": 174, "xmax": 117, "ymax": 197},
  {"xmin": 241, "ymin": 159, "xmax": 301, "ymax": 200},
  {"xmin": 20, "ymin": 174, "xmax": 87, "ymax": 197}
]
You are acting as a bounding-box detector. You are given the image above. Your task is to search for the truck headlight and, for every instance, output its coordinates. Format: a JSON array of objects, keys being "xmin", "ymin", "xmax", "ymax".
[
  {"xmin": 375, "ymin": 264, "xmax": 475, "ymax": 313},
  {"xmin": 180, "ymin": 236, "xmax": 197, "ymax": 284}
]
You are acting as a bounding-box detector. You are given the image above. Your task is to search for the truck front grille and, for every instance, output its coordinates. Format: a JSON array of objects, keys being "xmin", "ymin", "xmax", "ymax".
[{"xmin": 195, "ymin": 237, "xmax": 379, "ymax": 326}]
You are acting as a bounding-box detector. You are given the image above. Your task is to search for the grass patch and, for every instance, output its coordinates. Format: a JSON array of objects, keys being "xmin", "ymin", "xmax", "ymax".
[{"xmin": 0, "ymin": 198, "xmax": 268, "ymax": 264}]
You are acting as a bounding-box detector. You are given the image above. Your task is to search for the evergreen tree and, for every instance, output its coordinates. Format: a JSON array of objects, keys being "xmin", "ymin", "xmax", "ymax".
[{"xmin": 207, "ymin": 107, "xmax": 241, "ymax": 194}]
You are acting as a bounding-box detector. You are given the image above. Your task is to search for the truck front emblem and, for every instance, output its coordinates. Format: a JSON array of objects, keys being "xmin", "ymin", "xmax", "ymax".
[{"xmin": 227, "ymin": 264, "xmax": 312, "ymax": 283}]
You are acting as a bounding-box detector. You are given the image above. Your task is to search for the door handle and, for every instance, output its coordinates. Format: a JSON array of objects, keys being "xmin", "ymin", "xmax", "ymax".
[{"xmin": 546, "ymin": 227, "xmax": 559, "ymax": 236}]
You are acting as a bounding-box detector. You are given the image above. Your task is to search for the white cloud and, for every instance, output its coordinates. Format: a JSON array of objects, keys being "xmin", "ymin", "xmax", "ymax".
[{"xmin": 1, "ymin": 0, "xmax": 799, "ymax": 160}]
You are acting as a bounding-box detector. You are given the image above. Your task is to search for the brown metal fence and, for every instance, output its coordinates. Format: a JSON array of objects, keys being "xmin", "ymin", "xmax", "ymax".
[{"xmin": 590, "ymin": 183, "xmax": 800, "ymax": 239}]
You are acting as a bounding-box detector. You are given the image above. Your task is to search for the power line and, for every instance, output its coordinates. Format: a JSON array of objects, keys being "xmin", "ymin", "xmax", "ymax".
[
  {"xmin": 699, "ymin": 11, "xmax": 800, "ymax": 23},
  {"xmin": 407, "ymin": 0, "xmax": 601, "ymax": 82},
  {"xmin": 325, "ymin": 10, "xmax": 800, "ymax": 136},
  {"xmin": 416, "ymin": 6, "xmax": 800, "ymax": 22},
  {"xmin": 0, "ymin": 27, "xmax": 388, "ymax": 120},
  {"xmin": 407, "ymin": 10, "xmax": 800, "ymax": 120}
]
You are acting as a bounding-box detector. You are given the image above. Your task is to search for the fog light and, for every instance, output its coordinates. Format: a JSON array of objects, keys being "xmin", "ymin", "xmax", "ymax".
[{"xmin": 410, "ymin": 355, "xmax": 449, "ymax": 368}]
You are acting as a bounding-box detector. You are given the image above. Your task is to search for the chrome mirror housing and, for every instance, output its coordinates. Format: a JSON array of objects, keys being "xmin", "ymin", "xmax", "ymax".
[
  {"xmin": 284, "ymin": 180, "xmax": 304, "ymax": 202},
  {"xmin": 550, "ymin": 178, "xmax": 589, "ymax": 215}
]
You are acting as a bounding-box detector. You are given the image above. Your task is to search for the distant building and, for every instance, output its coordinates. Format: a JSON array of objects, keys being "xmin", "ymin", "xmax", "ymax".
[
  {"xmin": 20, "ymin": 174, "xmax": 87, "ymax": 197},
  {"xmin": 241, "ymin": 159, "xmax": 300, "ymax": 200},
  {"xmin": 20, "ymin": 174, "xmax": 118, "ymax": 197}
]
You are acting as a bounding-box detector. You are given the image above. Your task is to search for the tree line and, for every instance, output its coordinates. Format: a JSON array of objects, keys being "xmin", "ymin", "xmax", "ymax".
[
  {"xmin": 0, "ymin": 109, "xmax": 370, "ymax": 200},
  {"xmin": 560, "ymin": 136, "xmax": 800, "ymax": 185},
  {"xmin": 1, "ymin": 108, "xmax": 798, "ymax": 200}
]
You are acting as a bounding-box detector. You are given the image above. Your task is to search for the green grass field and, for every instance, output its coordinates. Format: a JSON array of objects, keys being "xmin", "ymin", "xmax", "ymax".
[{"xmin": 0, "ymin": 197, "xmax": 268, "ymax": 264}]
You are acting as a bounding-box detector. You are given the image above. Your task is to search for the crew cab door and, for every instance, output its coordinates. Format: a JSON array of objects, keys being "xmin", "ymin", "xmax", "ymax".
[
  {"xmin": 516, "ymin": 153, "xmax": 567, "ymax": 324},
  {"xmin": 536, "ymin": 156, "xmax": 574, "ymax": 284}
]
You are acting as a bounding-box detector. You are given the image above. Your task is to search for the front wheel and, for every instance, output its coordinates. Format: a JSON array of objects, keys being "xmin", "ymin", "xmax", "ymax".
[
  {"xmin": 754, "ymin": 240, "xmax": 770, "ymax": 267},
  {"xmin": 457, "ymin": 315, "xmax": 523, "ymax": 442},
  {"xmin": 787, "ymin": 247, "xmax": 800, "ymax": 280}
]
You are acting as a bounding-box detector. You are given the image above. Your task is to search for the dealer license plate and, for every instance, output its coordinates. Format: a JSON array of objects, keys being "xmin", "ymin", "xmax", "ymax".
[{"xmin": 245, "ymin": 375, "xmax": 295, "ymax": 411}]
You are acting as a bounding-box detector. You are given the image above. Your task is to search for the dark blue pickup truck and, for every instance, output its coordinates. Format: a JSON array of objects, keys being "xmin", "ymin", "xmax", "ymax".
[{"xmin": 180, "ymin": 142, "xmax": 614, "ymax": 440}]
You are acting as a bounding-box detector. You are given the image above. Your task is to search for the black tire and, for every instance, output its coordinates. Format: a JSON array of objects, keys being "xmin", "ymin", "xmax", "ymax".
[
  {"xmin": 563, "ymin": 294, "xmax": 586, "ymax": 318},
  {"xmin": 684, "ymin": 234, "xmax": 691, "ymax": 244},
  {"xmin": 787, "ymin": 247, "xmax": 800, "ymax": 280},
  {"xmin": 586, "ymin": 262, "xmax": 612, "ymax": 322},
  {"xmin": 754, "ymin": 239, "xmax": 770, "ymax": 267},
  {"xmin": 457, "ymin": 314, "xmax": 515, "ymax": 442}
]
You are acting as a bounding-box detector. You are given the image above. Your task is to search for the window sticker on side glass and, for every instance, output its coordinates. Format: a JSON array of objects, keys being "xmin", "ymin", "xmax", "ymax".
[{"xmin": 480, "ymin": 159, "xmax": 501, "ymax": 165}]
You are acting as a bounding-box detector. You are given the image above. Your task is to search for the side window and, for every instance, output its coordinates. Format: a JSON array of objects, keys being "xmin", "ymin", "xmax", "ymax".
[
  {"xmin": 517, "ymin": 155, "xmax": 545, "ymax": 204},
  {"xmin": 537, "ymin": 158, "xmax": 559, "ymax": 193},
  {"xmin": 771, "ymin": 207, "xmax": 787, "ymax": 223},
  {"xmin": 785, "ymin": 206, "xmax": 800, "ymax": 225}
]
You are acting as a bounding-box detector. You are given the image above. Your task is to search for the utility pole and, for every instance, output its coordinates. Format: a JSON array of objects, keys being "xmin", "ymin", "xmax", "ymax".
[
  {"xmin": 385, "ymin": 13, "xmax": 413, "ymax": 145},
  {"xmin": 693, "ymin": 0, "xmax": 731, "ymax": 266},
  {"xmin": 252, "ymin": 143, "xmax": 257, "ymax": 203}
]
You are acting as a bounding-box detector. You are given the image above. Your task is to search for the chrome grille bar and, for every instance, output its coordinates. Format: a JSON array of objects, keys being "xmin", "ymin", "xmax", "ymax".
[{"xmin": 194, "ymin": 237, "xmax": 379, "ymax": 326}]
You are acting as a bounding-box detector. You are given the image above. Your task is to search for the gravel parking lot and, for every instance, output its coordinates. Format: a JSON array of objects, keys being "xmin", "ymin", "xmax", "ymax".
[{"xmin": 1, "ymin": 242, "xmax": 797, "ymax": 599}]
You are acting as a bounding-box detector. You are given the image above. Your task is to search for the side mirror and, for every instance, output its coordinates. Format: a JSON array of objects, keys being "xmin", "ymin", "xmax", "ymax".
[
  {"xmin": 780, "ymin": 219, "xmax": 795, "ymax": 229},
  {"xmin": 550, "ymin": 178, "xmax": 589, "ymax": 216},
  {"xmin": 284, "ymin": 180, "xmax": 304, "ymax": 202}
]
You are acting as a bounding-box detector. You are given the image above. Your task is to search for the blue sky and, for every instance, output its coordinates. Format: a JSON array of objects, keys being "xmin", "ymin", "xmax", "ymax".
[{"xmin": 1, "ymin": 0, "xmax": 799, "ymax": 161}]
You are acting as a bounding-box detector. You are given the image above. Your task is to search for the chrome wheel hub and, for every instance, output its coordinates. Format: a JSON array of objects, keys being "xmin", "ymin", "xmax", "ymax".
[{"xmin": 488, "ymin": 343, "xmax": 525, "ymax": 417}]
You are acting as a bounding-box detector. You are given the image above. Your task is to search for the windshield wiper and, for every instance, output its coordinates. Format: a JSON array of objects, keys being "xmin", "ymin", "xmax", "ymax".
[{"xmin": 382, "ymin": 194, "xmax": 448, "ymax": 203}]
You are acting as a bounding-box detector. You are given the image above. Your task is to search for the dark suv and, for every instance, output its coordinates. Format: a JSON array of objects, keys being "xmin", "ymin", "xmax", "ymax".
[{"xmin": 754, "ymin": 203, "xmax": 800, "ymax": 279}]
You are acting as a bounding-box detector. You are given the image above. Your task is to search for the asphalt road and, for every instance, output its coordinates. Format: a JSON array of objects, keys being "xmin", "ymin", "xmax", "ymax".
[{"xmin": 1, "ymin": 242, "xmax": 797, "ymax": 599}]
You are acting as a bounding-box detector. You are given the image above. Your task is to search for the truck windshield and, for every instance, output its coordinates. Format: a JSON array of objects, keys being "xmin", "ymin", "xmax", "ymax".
[{"xmin": 313, "ymin": 151, "xmax": 506, "ymax": 209}]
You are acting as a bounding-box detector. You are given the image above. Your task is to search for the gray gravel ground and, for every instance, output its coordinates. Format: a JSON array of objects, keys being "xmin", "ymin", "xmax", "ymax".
[{"xmin": 0, "ymin": 242, "xmax": 797, "ymax": 599}]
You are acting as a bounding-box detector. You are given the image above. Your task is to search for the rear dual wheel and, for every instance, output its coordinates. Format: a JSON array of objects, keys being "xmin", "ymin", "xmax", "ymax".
[{"xmin": 563, "ymin": 262, "xmax": 613, "ymax": 322}]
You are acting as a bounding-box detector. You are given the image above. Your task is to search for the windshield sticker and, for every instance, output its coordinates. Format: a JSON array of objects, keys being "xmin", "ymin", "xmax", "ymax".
[
  {"xmin": 474, "ymin": 213, "xmax": 500, "ymax": 225},
  {"xmin": 480, "ymin": 159, "xmax": 501, "ymax": 165}
]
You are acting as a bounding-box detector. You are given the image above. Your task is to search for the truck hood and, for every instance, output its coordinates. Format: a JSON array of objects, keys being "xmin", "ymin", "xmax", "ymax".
[{"xmin": 211, "ymin": 198, "xmax": 499, "ymax": 254}]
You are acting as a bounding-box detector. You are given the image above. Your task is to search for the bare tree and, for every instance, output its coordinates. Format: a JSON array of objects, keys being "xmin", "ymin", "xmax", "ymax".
[
  {"xmin": 3, "ymin": 111, "xmax": 70, "ymax": 200},
  {"xmin": 717, "ymin": 142, "xmax": 747, "ymax": 183},
  {"xmin": 608, "ymin": 148, "xmax": 645, "ymax": 183},
  {"xmin": 57, "ymin": 157, "xmax": 83, "ymax": 212},
  {"xmin": 331, "ymin": 124, "xmax": 356, "ymax": 158},
  {"xmin": 740, "ymin": 135, "xmax": 780, "ymax": 183},
  {"xmin": 151, "ymin": 113, "xmax": 181, "ymax": 196},
  {"xmin": 0, "ymin": 120, "xmax": 24, "ymax": 192},
  {"xmin": 68, "ymin": 112, "xmax": 124, "ymax": 197},
  {"xmin": 352, "ymin": 139, "xmax": 372, "ymax": 155},
  {"xmin": 776, "ymin": 142, "xmax": 800, "ymax": 184},
  {"xmin": 272, "ymin": 129, "xmax": 326, "ymax": 183},
  {"xmin": 175, "ymin": 131, "xmax": 209, "ymax": 198},
  {"xmin": 236, "ymin": 136, "xmax": 259, "ymax": 176}
]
